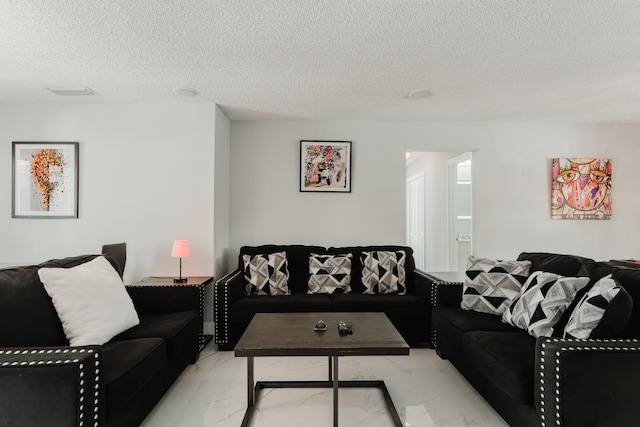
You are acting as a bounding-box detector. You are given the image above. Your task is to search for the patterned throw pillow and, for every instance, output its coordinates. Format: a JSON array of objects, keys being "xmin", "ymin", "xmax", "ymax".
[
  {"xmin": 502, "ymin": 271, "xmax": 589, "ymax": 338},
  {"xmin": 361, "ymin": 250, "xmax": 406, "ymax": 295},
  {"xmin": 308, "ymin": 253, "xmax": 352, "ymax": 294},
  {"xmin": 461, "ymin": 256, "xmax": 532, "ymax": 315},
  {"xmin": 242, "ymin": 251, "xmax": 290, "ymax": 296},
  {"xmin": 564, "ymin": 274, "xmax": 633, "ymax": 339}
]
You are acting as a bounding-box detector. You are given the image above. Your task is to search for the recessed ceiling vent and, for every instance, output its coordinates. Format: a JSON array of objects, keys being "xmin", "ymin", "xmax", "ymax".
[{"xmin": 47, "ymin": 87, "xmax": 98, "ymax": 96}]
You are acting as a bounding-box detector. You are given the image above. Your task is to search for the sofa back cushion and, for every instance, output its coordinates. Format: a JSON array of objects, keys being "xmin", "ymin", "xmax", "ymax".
[
  {"xmin": 327, "ymin": 245, "xmax": 415, "ymax": 294},
  {"xmin": 0, "ymin": 254, "xmax": 106, "ymax": 347},
  {"xmin": 238, "ymin": 245, "xmax": 326, "ymax": 294},
  {"xmin": 517, "ymin": 252, "xmax": 593, "ymax": 276},
  {"xmin": 580, "ymin": 261, "xmax": 640, "ymax": 338}
]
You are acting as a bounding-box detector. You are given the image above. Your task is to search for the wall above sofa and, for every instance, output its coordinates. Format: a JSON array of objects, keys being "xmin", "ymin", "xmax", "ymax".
[{"xmin": 229, "ymin": 120, "xmax": 640, "ymax": 269}]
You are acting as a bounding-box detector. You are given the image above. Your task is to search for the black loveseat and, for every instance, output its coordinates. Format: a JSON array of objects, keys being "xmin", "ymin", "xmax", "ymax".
[
  {"xmin": 431, "ymin": 252, "xmax": 640, "ymax": 427},
  {"xmin": 214, "ymin": 244, "xmax": 432, "ymax": 350},
  {"xmin": 0, "ymin": 254, "xmax": 201, "ymax": 427}
]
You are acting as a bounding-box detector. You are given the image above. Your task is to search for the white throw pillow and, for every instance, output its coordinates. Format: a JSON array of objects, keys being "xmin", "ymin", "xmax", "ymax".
[
  {"xmin": 502, "ymin": 271, "xmax": 589, "ymax": 338},
  {"xmin": 38, "ymin": 256, "xmax": 140, "ymax": 346}
]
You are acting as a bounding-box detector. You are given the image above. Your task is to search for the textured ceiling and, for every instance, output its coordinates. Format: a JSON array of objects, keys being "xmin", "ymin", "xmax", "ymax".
[{"xmin": 1, "ymin": 1, "xmax": 640, "ymax": 122}]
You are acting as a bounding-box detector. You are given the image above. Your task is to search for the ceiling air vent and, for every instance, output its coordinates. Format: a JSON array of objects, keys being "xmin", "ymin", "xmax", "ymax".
[{"xmin": 47, "ymin": 87, "xmax": 98, "ymax": 96}]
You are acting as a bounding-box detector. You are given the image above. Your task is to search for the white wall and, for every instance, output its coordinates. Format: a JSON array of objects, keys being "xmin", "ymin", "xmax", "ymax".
[
  {"xmin": 0, "ymin": 102, "xmax": 216, "ymax": 283},
  {"xmin": 214, "ymin": 105, "xmax": 231, "ymax": 278},
  {"xmin": 230, "ymin": 120, "xmax": 640, "ymax": 268}
]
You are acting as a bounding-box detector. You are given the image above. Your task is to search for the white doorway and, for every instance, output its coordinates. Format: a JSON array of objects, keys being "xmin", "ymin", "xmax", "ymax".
[
  {"xmin": 406, "ymin": 151, "xmax": 473, "ymax": 272},
  {"xmin": 406, "ymin": 172, "xmax": 426, "ymax": 271},
  {"xmin": 448, "ymin": 153, "xmax": 473, "ymax": 271}
]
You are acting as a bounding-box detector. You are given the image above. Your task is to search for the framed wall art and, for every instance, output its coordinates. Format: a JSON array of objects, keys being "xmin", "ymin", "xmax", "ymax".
[
  {"xmin": 551, "ymin": 157, "xmax": 611, "ymax": 220},
  {"xmin": 12, "ymin": 141, "xmax": 79, "ymax": 218},
  {"xmin": 300, "ymin": 140, "xmax": 351, "ymax": 192}
]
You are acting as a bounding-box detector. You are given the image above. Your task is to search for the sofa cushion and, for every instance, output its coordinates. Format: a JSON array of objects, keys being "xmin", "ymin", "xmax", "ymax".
[
  {"xmin": 239, "ymin": 245, "xmax": 326, "ymax": 294},
  {"xmin": 242, "ymin": 251, "xmax": 291, "ymax": 296},
  {"xmin": 230, "ymin": 293, "xmax": 333, "ymax": 324},
  {"xmin": 330, "ymin": 293, "xmax": 427, "ymax": 318},
  {"xmin": 462, "ymin": 256, "xmax": 532, "ymax": 315},
  {"xmin": 102, "ymin": 337, "xmax": 167, "ymax": 417},
  {"xmin": 0, "ymin": 265, "xmax": 67, "ymax": 346},
  {"xmin": 432, "ymin": 306, "xmax": 520, "ymax": 355},
  {"xmin": 517, "ymin": 252, "xmax": 592, "ymax": 276},
  {"xmin": 0, "ymin": 254, "xmax": 112, "ymax": 347},
  {"xmin": 461, "ymin": 331, "xmax": 536, "ymax": 404},
  {"xmin": 114, "ymin": 310, "xmax": 200, "ymax": 360},
  {"xmin": 37, "ymin": 256, "xmax": 140, "ymax": 346},
  {"xmin": 308, "ymin": 253, "xmax": 353, "ymax": 294},
  {"xmin": 577, "ymin": 261, "xmax": 640, "ymax": 338},
  {"xmin": 361, "ymin": 250, "xmax": 407, "ymax": 295},
  {"xmin": 564, "ymin": 274, "xmax": 633, "ymax": 339},
  {"xmin": 503, "ymin": 271, "xmax": 589, "ymax": 338},
  {"xmin": 327, "ymin": 246, "xmax": 416, "ymax": 294}
]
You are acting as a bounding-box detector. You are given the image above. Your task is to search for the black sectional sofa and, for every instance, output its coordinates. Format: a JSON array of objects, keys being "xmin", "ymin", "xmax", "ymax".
[
  {"xmin": 214, "ymin": 244, "xmax": 432, "ymax": 350},
  {"xmin": 430, "ymin": 252, "xmax": 640, "ymax": 427},
  {"xmin": 0, "ymin": 254, "xmax": 201, "ymax": 427}
]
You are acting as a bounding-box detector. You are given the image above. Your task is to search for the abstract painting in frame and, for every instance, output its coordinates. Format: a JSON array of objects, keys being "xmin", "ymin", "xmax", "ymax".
[
  {"xmin": 551, "ymin": 157, "xmax": 611, "ymax": 220},
  {"xmin": 12, "ymin": 141, "xmax": 79, "ymax": 218},
  {"xmin": 300, "ymin": 140, "xmax": 351, "ymax": 192}
]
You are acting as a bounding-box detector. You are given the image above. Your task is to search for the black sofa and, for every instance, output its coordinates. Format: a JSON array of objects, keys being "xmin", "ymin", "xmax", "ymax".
[
  {"xmin": 431, "ymin": 252, "xmax": 640, "ymax": 427},
  {"xmin": 0, "ymin": 254, "xmax": 201, "ymax": 427},
  {"xmin": 214, "ymin": 244, "xmax": 432, "ymax": 350}
]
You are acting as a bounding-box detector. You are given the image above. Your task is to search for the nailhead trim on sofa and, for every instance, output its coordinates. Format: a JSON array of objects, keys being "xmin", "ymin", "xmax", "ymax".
[
  {"xmin": 0, "ymin": 347, "xmax": 102, "ymax": 426},
  {"xmin": 214, "ymin": 270, "xmax": 241, "ymax": 347},
  {"xmin": 428, "ymin": 278, "xmax": 464, "ymax": 349},
  {"xmin": 538, "ymin": 338, "xmax": 640, "ymax": 427}
]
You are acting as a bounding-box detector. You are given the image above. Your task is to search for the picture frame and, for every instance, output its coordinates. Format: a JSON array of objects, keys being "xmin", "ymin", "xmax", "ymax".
[
  {"xmin": 300, "ymin": 140, "xmax": 351, "ymax": 192},
  {"xmin": 550, "ymin": 157, "xmax": 612, "ymax": 220},
  {"xmin": 12, "ymin": 141, "xmax": 79, "ymax": 218}
]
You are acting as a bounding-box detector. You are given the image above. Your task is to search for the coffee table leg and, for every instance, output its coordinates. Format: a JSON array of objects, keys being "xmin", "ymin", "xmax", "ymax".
[
  {"xmin": 333, "ymin": 356, "xmax": 339, "ymax": 426},
  {"xmin": 247, "ymin": 356, "xmax": 255, "ymax": 407}
]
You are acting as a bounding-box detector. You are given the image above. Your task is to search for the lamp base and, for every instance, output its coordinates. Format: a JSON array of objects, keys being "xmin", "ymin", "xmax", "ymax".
[{"xmin": 173, "ymin": 277, "xmax": 188, "ymax": 283}]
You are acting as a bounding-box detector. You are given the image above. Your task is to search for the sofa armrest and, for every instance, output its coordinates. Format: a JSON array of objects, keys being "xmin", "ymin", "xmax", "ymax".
[
  {"xmin": 214, "ymin": 270, "xmax": 244, "ymax": 349},
  {"xmin": 430, "ymin": 280, "xmax": 463, "ymax": 308},
  {"xmin": 0, "ymin": 346, "xmax": 105, "ymax": 426},
  {"xmin": 126, "ymin": 284, "xmax": 202, "ymax": 315},
  {"xmin": 536, "ymin": 337, "xmax": 640, "ymax": 427},
  {"xmin": 411, "ymin": 269, "xmax": 433, "ymax": 300}
]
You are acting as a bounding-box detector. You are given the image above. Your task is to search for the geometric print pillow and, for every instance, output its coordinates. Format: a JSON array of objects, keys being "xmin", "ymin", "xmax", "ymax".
[
  {"xmin": 564, "ymin": 274, "xmax": 633, "ymax": 339},
  {"xmin": 242, "ymin": 251, "xmax": 291, "ymax": 296},
  {"xmin": 361, "ymin": 250, "xmax": 406, "ymax": 295},
  {"xmin": 308, "ymin": 253, "xmax": 352, "ymax": 294},
  {"xmin": 502, "ymin": 271, "xmax": 589, "ymax": 338},
  {"xmin": 461, "ymin": 256, "xmax": 532, "ymax": 315}
]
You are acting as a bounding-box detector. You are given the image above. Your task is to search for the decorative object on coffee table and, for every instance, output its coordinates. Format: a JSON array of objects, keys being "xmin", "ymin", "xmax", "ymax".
[
  {"xmin": 235, "ymin": 312, "xmax": 409, "ymax": 427},
  {"xmin": 12, "ymin": 141, "xmax": 79, "ymax": 218},
  {"xmin": 171, "ymin": 239, "xmax": 190, "ymax": 283},
  {"xmin": 300, "ymin": 140, "xmax": 351, "ymax": 192}
]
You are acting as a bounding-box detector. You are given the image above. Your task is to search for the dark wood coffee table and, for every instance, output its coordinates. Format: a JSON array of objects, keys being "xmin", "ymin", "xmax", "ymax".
[{"xmin": 235, "ymin": 312, "xmax": 409, "ymax": 427}]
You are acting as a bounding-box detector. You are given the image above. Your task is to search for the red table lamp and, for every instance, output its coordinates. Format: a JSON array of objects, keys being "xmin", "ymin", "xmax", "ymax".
[{"xmin": 171, "ymin": 240, "xmax": 190, "ymax": 283}]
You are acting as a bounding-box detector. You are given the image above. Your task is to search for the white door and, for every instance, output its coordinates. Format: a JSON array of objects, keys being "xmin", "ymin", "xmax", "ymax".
[
  {"xmin": 448, "ymin": 153, "xmax": 472, "ymax": 271},
  {"xmin": 407, "ymin": 173, "xmax": 426, "ymax": 271}
]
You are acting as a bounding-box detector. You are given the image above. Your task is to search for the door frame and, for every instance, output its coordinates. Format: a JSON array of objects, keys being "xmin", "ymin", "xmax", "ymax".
[{"xmin": 447, "ymin": 152, "xmax": 473, "ymax": 270}]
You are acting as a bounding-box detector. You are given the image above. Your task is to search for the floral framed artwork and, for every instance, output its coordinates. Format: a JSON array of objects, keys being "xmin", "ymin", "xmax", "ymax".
[
  {"xmin": 12, "ymin": 142, "xmax": 79, "ymax": 218},
  {"xmin": 300, "ymin": 140, "xmax": 351, "ymax": 192},
  {"xmin": 551, "ymin": 157, "xmax": 612, "ymax": 220}
]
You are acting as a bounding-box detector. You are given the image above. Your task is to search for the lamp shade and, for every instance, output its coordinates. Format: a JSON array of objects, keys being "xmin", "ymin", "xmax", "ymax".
[{"xmin": 171, "ymin": 240, "xmax": 190, "ymax": 258}]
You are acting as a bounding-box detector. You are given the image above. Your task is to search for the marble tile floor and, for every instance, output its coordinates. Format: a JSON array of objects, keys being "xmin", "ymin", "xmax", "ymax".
[{"xmin": 140, "ymin": 343, "xmax": 509, "ymax": 427}]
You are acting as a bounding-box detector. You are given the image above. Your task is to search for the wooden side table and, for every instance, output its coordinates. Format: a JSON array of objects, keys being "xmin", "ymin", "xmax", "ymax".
[{"xmin": 128, "ymin": 276, "xmax": 214, "ymax": 351}]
